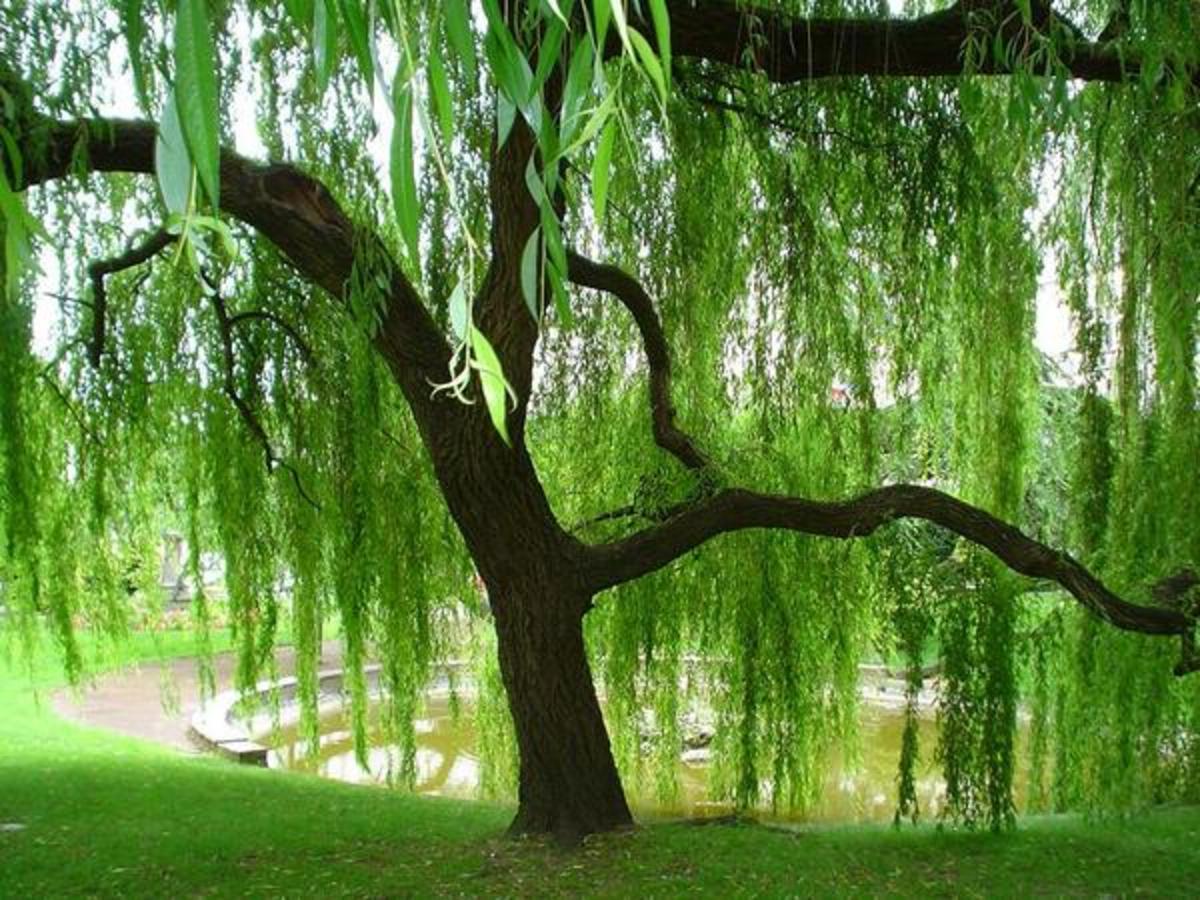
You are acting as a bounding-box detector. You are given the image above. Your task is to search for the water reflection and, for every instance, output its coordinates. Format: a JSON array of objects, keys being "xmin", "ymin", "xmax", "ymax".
[{"xmin": 268, "ymin": 694, "xmax": 987, "ymax": 824}]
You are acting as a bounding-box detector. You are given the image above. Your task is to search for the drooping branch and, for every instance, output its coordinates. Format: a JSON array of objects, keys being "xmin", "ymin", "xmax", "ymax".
[
  {"xmin": 227, "ymin": 309, "xmax": 315, "ymax": 364},
  {"xmin": 565, "ymin": 250, "xmax": 707, "ymax": 470},
  {"xmin": 626, "ymin": 0, "xmax": 1136, "ymax": 84},
  {"xmin": 573, "ymin": 505, "xmax": 641, "ymax": 533},
  {"xmin": 86, "ymin": 227, "xmax": 176, "ymax": 368},
  {"xmin": 572, "ymin": 497, "xmax": 701, "ymax": 536},
  {"xmin": 211, "ymin": 289, "xmax": 321, "ymax": 512},
  {"xmin": 582, "ymin": 484, "xmax": 1198, "ymax": 672},
  {"xmin": 678, "ymin": 82, "xmax": 911, "ymax": 152},
  {"xmin": 37, "ymin": 368, "xmax": 101, "ymax": 446}
]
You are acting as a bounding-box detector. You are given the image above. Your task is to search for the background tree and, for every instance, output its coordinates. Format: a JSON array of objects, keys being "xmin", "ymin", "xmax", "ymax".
[{"xmin": 1, "ymin": 0, "xmax": 1197, "ymax": 840}]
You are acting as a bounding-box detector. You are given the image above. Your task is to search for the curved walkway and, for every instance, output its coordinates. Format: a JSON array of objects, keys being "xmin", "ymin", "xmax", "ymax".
[{"xmin": 52, "ymin": 641, "xmax": 344, "ymax": 752}]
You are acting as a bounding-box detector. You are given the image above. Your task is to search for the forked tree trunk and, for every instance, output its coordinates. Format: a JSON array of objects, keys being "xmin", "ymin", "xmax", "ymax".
[{"xmin": 489, "ymin": 577, "xmax": 633, "ymax": 840}]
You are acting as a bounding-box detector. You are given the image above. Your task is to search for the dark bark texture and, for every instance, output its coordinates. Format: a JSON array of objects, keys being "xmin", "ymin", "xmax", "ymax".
[
  {"xmin": 492, "ymin": 577, "xmax": 633, "ymax": 838},
  {"xmin": 635, "ymin": 0, "xmax": 1135, "ymax": 83}
]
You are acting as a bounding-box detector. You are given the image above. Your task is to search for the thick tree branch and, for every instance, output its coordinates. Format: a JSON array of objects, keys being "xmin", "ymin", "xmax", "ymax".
[
  {"xmin": 86, "ymin": 227, "xmax": 176, "ymax": 368},
  {"xmin": 582, "ymin": 484, "xmax": 1198, "ymax": 671},
  {"xmin": 565, "ymin": 250, "xmax": 707, "ymax": 470},
  {"xmin": 17, "ymin": 116, "xmax": 450, "ymax": 402},
  {"xmin": 627, "ymin": 0, "xmax": 1136, "ymax": 84}
]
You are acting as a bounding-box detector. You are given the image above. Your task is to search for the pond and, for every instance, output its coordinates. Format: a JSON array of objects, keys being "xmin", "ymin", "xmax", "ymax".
[{"xmin": 265, "ymin": 685, "xmax": 1019, "ymax": 824}]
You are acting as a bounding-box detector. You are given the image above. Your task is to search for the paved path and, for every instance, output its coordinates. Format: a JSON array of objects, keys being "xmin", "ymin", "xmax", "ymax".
[{"xmin": 52, "ymin": 641, "xmax": 344, "ymax": 751}]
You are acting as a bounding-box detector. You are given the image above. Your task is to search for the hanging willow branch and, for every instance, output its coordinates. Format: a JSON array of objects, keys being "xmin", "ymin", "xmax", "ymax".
[
  {"xmin": 37, "ymin": 369, "xmax": 101, "ymax": 445},
  {"xmin": 227, "ymin": 309, "xmax": 315, "ymax": 364},
  {"xmin": 565, "ymin": 227, "xmax": 1197, "ymax": 671},
  {"xmin": 564, "ymin": 247, "xmax": 1196, "ymax": 673},
  {"xmin": 676, "ymin": 74, "xmax": 915, "ymax": 152},
  {"xmin": 210, "ymin": 289, "xmax": 322, "ymax": 512},
  {"xmin": 86, "ymin": 226, "xmax": 176, "ymax": 368}
]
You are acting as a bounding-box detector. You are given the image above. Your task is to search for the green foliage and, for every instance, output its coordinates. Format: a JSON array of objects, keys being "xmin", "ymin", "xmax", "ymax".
[
  {"xmin": 155, "ymin": 94, "xmax": 192, "ymax": 217},
  {"xmin": 0, "ymin": 0, "xmax": 1197, "ymax": 832},
  {"xmin": 390, "ymin": 63, "xmax": 420, "ymax": 270},
  {"xmin": 469, "ymin": 325, "xmax": 516, "ymax": 446},
  {"xmin": 173, "ymin": 0, "xmax": 221, "ymax": 210}
]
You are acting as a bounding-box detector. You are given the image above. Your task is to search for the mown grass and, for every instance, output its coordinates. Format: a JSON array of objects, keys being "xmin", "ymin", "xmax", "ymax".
[{"xmin": 2, "ymin": 632, "xmax": 1199, "ymax": 898}]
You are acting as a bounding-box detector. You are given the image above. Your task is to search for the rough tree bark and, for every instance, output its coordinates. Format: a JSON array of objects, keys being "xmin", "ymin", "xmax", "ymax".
[
  {"xmin": 491, "ymin": 575, "xmax": 633, "ymax": 837},
  {"xmin": 8, "ymin": 0, "xmax": 1198, "ymax": 841}
]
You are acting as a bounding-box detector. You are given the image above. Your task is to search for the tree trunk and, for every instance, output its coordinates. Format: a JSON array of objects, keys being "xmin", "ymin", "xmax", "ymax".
[
  {"xmin": 415, "ymin": 415, "xmax": 633, "ymax": 840},
  {"xmin": 489, "ymin": 576, "xmax": 633, "ymax": 841}
]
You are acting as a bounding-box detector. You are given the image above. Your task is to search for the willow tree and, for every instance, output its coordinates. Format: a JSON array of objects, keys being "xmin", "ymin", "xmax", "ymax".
[{"xmin": 2, "ymin": 0, "xmax": 1198, "ymax": 839}]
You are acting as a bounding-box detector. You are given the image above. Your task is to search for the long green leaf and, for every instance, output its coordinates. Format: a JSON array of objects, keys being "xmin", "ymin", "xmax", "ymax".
[
  {"xmin": 390, "ymin": 74, "xmax": 420, "ymax": 268},
  {"xmin": 482, "ymin": 0, "xmax": 540, "ymax": 132},
  {"xmin": 540, "ymin": 206, "xmax": 567, "ymax": 287},
  {"xmin": 173, "ymin": 0, "xmax": 221, "ymax": 210},
  {"xmin": 559, "ymin": 88, "xmax": 616, "ymax": 158},
  {"xmin": 524, "ymin": 157, "xmax": 547, "ymax": 208},
  {"xmin": 484, "ymin": 28, "xmax": 532, "ymax": 109},
  {"xmin": 648, "ymin": 0, "xmax": 671, "ymax": 93},
  {"xmin": 520, "ymin": 227, "xmax": 541, "ymax": 320},
  {"xmin": 155, "ymin": 93, "xmax": 191, "ymax": 216},
  {"xmin": 560, "ymin": 39, "xmax": 594, "ymax": 146},
  {"xmin": 547, "ymin": 258, "xmax": 573, "ymax": 328},
  {"xmin": 470, "ymin": 326, "xmax": 514, "ymax": 446},
  {"xmin": 593, "ymin": 0, "xmax": 612, "ymax": 49},
  {"xmin": 283, "ymin": 0, "xmax": 313, "ymax": 27},
  {"xmin": 629, "ymin": 29, "xmax": 666, "ymax": 104},
  {"xmin": 532, "ymin": 19, "xmax": 567, "ymax": 94},
  {"xmin": 428, "ymin": 42, "xmax": 454, "ymax": 143},
  {"xmin": 444, "ymin": 0, "xmax": 477, "ymax": 83},
  {"xmin": 496, "ymin": 93, "xmax": 517, "ymax": 147},
  {"xmin": 119, "ymin": 0, "xmax": 151, "ymax": 112},
  {"xmin": 592, "ymin": 115, "xmax": 616, "ymax": 224},
  {"xmin": 337, "ymin": 0, "xmax": 373, "ymax": 88},
  {"xmin": 313, "ymin": 0, "xmax": 339, "ymax": 94}
]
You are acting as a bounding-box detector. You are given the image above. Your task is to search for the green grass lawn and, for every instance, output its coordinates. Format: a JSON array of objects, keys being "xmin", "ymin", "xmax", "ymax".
[{"xmin": 2, "ymin": 632, "xmax": 1199, "ymax": 898}]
